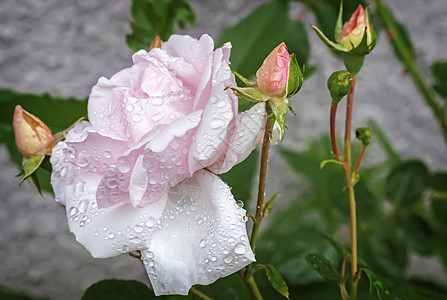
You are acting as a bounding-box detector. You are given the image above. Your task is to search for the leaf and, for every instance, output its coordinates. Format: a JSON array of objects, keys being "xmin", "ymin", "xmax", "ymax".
[
  {"xmin": 397, "ymin": 212, "xmax": 435, "ymax": 256},
  {"xmin": 398, "ymin": 279, "xmax": 447, "ymax": 300},
  {"xmin": 430, "ymin": 172, "xmax": 447, "ymax": 192},
  {"xmin": 21, "ymin": 155, "xmax": 45, "ymax": 184},
  {"xmin": 320, "ymin": 159, "xmax": 344, "ymax": 169},
  {"xmin": 264, "ymin": 192, "xmax": 280, "ymax": 218},
  {"xmin": 363, "ymin": 269, "xmax": 394, "ymax": 300},
  {"xmin": 304, "ymin": 253, "xmax": 341, "ymax": 281},
  {"xmin": 81, "ymin": 279, "xmax": 154, "ymax": 300},
  {"xmin": 126, "ymin": 0, "xmax": 196, "ymax": 51},
  {"xmin": 218, "ymin": 0, "xmax": 310, "ymax": 78},
  {"xmin": 385, "ymin": 160, "xmax": 430, "ymax": 206},
  {"xmin": 431, "ymin": 60, "xmax": 447, "ymax": 100},
  {"xmin": 193, "ymin": 273, "xmax": 251, "ymax": 300},
  {"xmin": 264, "ymin": 265, "xmax": 290, "ymax": 299},
  {"xmin": 0, "ymin": 284, "xmax": 46, "ymax": 300}
]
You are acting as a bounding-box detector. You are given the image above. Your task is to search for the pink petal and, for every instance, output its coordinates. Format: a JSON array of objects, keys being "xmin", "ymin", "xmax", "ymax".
[
  {"xmin": 142, "ymin": 170, "xmax": 255, "ymax": 295},
  {"xmin": 209, "ymin": 103, "xmax": 266, "ymax": 174}
]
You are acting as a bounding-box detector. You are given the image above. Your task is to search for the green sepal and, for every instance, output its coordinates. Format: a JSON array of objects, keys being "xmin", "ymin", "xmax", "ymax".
[
  {"xmin": 231, "ymin": 69, "xmax": 257, "ymax": 87},
  {"xmin": 334, "ymin": 0, "xmax": 344, "ymax": 41},
  {"xmin": 20, "ymin": 155, "xmax": 45, "ymax": 184},
  {"xmin": 347, "ymin": 28, "xmax": 372, "ymax": 57},
  {"xmin": 320, "ymin": 159, "xmax": 344, "ymax": 169},
  {"xmin": 264, "ymin": 192, "xmax": 280, "ymax": 218},
  {"xmin": 29, "ymin": 172, "xmax": 42, "ymax": 195},
  {"xmin": 343, "ymin": 53, "xmax": 365, "ymax": 74},
  {"xmin": 286, "ymin": 53, "xmax": 303, "ymax": 98},
  {"xmin": 327, "ymin": 70, "xmax": 353, "ymax": 102},
  {"xmin": 269, "ymin": 97, "xmax": 289, "ymax": 140},
  {"xmin": 226, "ymin": 86, "xmax": 269, "ymax": 102},
  {"xmin": 355, "ymin": 127, "xmax": 372, "ymax": 146},
  {"xmin": 288, "ymin": 105, "xmax": 296, "ymax": 115},
  {"xmin": 311, "ymin": 25, "xmax": 348, "ymax": 52}
]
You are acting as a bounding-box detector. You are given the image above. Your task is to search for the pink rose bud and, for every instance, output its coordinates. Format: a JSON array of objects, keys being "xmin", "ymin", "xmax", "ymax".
[
  {"xmin": 13, "ymin": 105, "xmax": 54, "ymax": 158},
  {"xmin": 256, "ymin": 42, "xmax": 290, "ymax": 97},
  {"xmin": 149, "ymin": 35, "xmax": 163, "ymax": 50},
  {"xmin": 339, "ymin": 5, "xmax": 372, "ymax": 50}
]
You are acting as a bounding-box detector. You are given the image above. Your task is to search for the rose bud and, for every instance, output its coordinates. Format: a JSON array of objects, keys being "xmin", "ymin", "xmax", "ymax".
[
  {"xmin": 327, "ymin": 70, "xmax": 353, "ymax": 102},
  {"xmin": 13, "ymin": 105, "xmax": 54, "ymax": 158},
  {"xmin": 256, "ymin": 42, "xmax": 303, "ymax": 99},
  {"xmin": 338, "ymin": 5, "xmax": 374, "ymax": 52}
]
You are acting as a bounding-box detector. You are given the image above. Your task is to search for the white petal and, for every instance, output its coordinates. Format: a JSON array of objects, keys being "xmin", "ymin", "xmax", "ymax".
[
  {"xmin": 88, "ymin": 68, "xmax": 131, "ymax": 134},
  {"xmin": 129, "ymin": 155, "xmax": 148, "ymax": 207},
  {"xmin": 142, "ymin": 170, "xmax": 255, "ymax": 296},
  {"xmin": 209, "ymin": 103, "xmax": 266, "ymax": 174},
  {"xmin": 51, "ymin": 123, "xmax": 167, "ymax": 258}
]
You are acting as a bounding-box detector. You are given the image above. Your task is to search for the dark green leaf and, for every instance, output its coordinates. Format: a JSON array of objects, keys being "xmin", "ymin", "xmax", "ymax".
[
  {"xmin": 193, "ymin": 273, "xmax": 251, "ymax": 300},
  {"xmin": 363, "ymin": 269, "xmax": 394, "ymax": 300},
  {"xmin": 126, "ymin": 0, "xmax": 196, "ymax": 51},
  {"xmin": 398, "ymin": 279, "xmax": 447, "ymax": 300},
  {"xmin": 430, "ymin": 172, "xmax": 447, "ymax": 192},
  {"xmin": 220, "ymin": 149, "xmax": 259, "ymax": 207},
  {"xmin": 385, "ymin": 160, "xmax": 430, "ymax": 206},
  {"xmin": 218, "ymin": 1, "xmax": 310, "ymax": 78},
  {"xmin": 431, "ymin": 60, "xmax": 447, "ymax": 100},
  {"xmin": 305, "ymin": 253, "xmax": 341, "ymax": 281},
  {"xmin": 262, "ymin": 265, "xmax": 290, "ymax": 299},
  {"xmin": 81, "ymin": 279, "xmax": 153, "ymax": 300},
  {"xmin": 0, "ymin": 284, "xmax": 47, "ymax": 300},
  {"xmin": 397, "ymin": 212, "xmax": 435, "ymax": 256}
]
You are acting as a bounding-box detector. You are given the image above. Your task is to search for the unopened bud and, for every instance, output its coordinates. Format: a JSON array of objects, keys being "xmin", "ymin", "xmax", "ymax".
[
  {"xmin": 256, "ymin": 43, "xmax": 290, "ymax": 97},
  {"xmin": 327, "ymin": 70, "xmax": 353, "ymax": 102},
  {"xmin": 13, "ymin": 105, "xmax": 54, "ymax": 158},
  {"xmin": 338, "ymin": 5, "xmax": 375, "ymax": 52},
  {"xmin": 149, "ymin": 35, "xmax": 163, "ymax": 50},
  {"xmin": 355, "ymin": 127, "xmax": 371, "ymax": 146}
]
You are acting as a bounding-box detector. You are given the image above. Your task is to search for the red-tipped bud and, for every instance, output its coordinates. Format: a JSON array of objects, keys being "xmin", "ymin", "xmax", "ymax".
[
  {"xmin": 339, "ymin": 5, "xmax": 372, "ymax": 50},
  {"xmin": 13, "ymin": 105, "xmax": 54, "ymax": 158},
  {"xmin": 256, "ymin": 43, "xmax": 290, "ymax": 97}
]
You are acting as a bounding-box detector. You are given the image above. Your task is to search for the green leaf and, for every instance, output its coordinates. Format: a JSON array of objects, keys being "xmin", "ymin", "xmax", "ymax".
[
  {"xmin": 363, "ymin": 269, "xmax": 394, "ymax": 300},
  {"xmin": 232, "ymin": 69, "xmax": 257, "ymax": 87},
  {"xmin": 397, "ymin": 212, "xmax": 435, "ymax": 256},
  {"xmin": 193, "ymin": 273, "xmax": 251, "ymax": 300},
  {"xmin": 226, "ymin": 86, "xmax": 269, "ymax": 102},
  {"xmin": 220, "ymin": 150, "xmax": 259, "ymax": 207},
  {"xmin": 263, "ymin": 265, "xmax": 290, "ymax": 299},
  {"xmin": 431, "ymin": 60, "xmax": 447, "ymax": 99},
  {"xmin": 21, "ymin": 155, "xmax": 45, "ymax": 184},
  {"xmin": 320, "ymin": 159, "xmax": 344, "ymax": 169},
  {"xmin": 126, "ymin": 0, "xmax": 196, "ymax": 51},
  {"xmin": 385, "ymin": 160, "xmax": 430, "ymax": 206},
  {"xmin": 218, "ymin": 0, "xmax": 310, "ymax": 78},
  {"xmin": 304, "ymin": 253, "xmax": 341, "ymax": 281},
  {"xmin": 0, "ymin": 284, "xmax": 46, "ymax": 300},
  {"xmin": 264, "ymin": 192, "xmax": 280, "ymax": 218},
  {"xmin": 81, "ymin": 279, "xmax": 154, "ymax": 300},
  {"xmin": 398, "ymin": 279, "xmax": 447, "ymax": 300}
]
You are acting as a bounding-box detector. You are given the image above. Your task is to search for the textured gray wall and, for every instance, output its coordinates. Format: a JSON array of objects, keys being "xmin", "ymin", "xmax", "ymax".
[{"xmin": 1, "ymin": 0, "xmax": 446, "ymax": 299}]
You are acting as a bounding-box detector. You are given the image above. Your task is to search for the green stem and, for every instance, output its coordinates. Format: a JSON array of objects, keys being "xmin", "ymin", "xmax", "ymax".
[
  {"xmin": 330, "ymin": 101, "xmax": 343, "ymax": 161},
  {"xmin": 190, "ymin": 287, "xmax": 213, "ymax": 300},
  {"xmin": 245, "ymin": 275, "xmax": 263, "ymax": 300},
  {"xmin": 344, "ymin": 77, "xmax": 359, "ymax": 300},
  {"xmin": 376, "ymin": 0, "xmax": 447, "ymax": 144}
]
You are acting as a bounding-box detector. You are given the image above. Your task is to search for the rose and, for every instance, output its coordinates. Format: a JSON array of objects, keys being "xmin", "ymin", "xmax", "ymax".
[
  {"xmin": 50, "ymin": 34, "xmax": 267, "ymax": 295},
  {"xmin": 338, "ymin": 5, "xmax": 374, "ymax": 51},
  {"xmin": 13, "ymin": 105, "xmax": 54, "ymax": 158}
]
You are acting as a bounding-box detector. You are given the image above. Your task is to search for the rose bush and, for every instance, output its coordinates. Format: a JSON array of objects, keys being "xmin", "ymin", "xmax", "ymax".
[{"xmin": 50, "ymin": 34, "xmax": 267, "ymax": 295}]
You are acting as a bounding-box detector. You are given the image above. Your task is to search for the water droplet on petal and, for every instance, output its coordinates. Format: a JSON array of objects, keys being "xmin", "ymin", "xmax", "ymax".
[
  {"xmin": 210, "ymin": 118, "xmax": 226, "ymax": 129},
  {"xmin": 134, "ymin": 225, "xmax": 144, "ymax": 233},
  {"xmin": 104, "ymin": 151, "xmax": 113, "ymax": 159},
  {"xmin": 200, "ymin": 239, "xmax": 206, "ymax": 248},
  {"xmin": 145, "ymin": 217, "xmax": 155, "ymax": 227},
  {"xmin": 116, "ymin": 157, "xmax": 131, "ymax": 173},
  {"xmin": 234, "ymin": 243, "xmax": 246, "ymax": 255},
  {"xmin": 236, "ymin": 200, "xmax": 244, "ymax": 208},
  {"xmin": 78, "ymin": 199, "xmax": 89, "ymax": 214},
  {"xmin": 60, "ymin": 166, "xmax": 68, "ymax": 177},
  {"xmin": 68, "ymin": 206, "xmax": 78, "ymax": 217},
  {"xmin": 224, "ymin": 256, "xmax": 233, "ymax": 264}
]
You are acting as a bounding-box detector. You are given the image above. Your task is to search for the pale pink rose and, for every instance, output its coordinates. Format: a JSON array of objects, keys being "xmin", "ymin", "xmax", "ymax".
[
  {"xmin": 13, "ymin": 105, "xmax": 54, "ymax": 158},
  {"xmin": 339, "ymin": 5, "xmax": 372, "ymax": 50},
  {"xmin": 50, "ymin": 34, "xmax": 266, "ymax": 295},
  {"xmin": 256, "ymin": 42, "xmax": 290, "ymax": 97}
]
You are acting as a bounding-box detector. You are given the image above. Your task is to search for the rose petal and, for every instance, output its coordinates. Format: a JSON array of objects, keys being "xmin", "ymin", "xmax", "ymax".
[
  {"xmin": 96, "ymin": 110, "xmax": 203, "ymax": 209},
  {"xmin": 188, "ymin": 45, "xmax": 238, "ymax": 173},
  {"xmin": 208, "ymin": 102, "xmax": 266, "ymax": 174},
  {"xmin": 51, "ymin": 123, "xmax": 166, "ymax": 258},
  {"xmin": 142, "ymin": 170, "xmax": 255, "ymax": 295},
  {"xmin": 88, "ymin": 68, "xmax": 131, "ymax": 136}
]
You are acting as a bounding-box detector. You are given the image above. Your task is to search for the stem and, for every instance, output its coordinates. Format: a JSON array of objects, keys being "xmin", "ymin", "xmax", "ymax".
[
  {"xmin": 190, "ymin": 287, "xmax": 213, "ymax": 300},
  {"xmin": 376, "ymin": 0, "xmax": 447, "ymax": 144},
  {"xmin": 245, "ymin": 275, "xmax": 263, "ymax": 300},
  {"xmin": 330, "ymin": 101, "xmax": 342, "ymax": 161},
  {"xmin": 344, "ymin": 77, "xmax": 359, "ymax": 300},
  {"xmin": 354, "ymin": 145, "xmax": 367, "ymax": 174},
  {"xmin": 249, "ymin": 116, "xmax": 273, "ymax": 253}
]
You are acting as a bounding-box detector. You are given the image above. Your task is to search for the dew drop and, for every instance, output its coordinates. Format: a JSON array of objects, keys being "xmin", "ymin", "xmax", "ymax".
[
  {"xmin": 142, "ymin": 251, "xmax": 154, "ymax": 259},
  {"xmin": 224, "ymin": 256, "xmax": 233, "ymax": 264},
  {"xmin": 132, "ymin": 114, "xmax": 142, "ymax": 123},
  {"xmin": 152, "ymin": 112, "xmax": 165, "ymax": 122},
  {"xmin": 236, "ymin": 200, "xmax": 244, "ymax": 208},
  {"xmin": 116, "ymin": 157, "xmax": 131, "ymax": 173},
  {"xmin": 210, "ymin": 118, "xmax": 226, "ymax": 129},
  {"xmin": 134, "ymin": 225, "xmax": 144, "ymax": 233},
  {"xmin": 68, "ymin": 206, "xmax": 78, "ymax": 217},
  {"xmin": 60, "ymin": 166, "xmax": 68, "ymax": 177},
  {"xmin": 107, "ymin": 179, "xmax": 118, "ymax": 188},
  {"xmin": 78, "ymin": 199, "xmax": 89, "ymax": 214},
  {"xmin": 234, "ymin": 243, "xmax": 246, "ymax": 255},
  {"xmin": 107, "ymin": 233, "xmax": 115, "ymax": 239},
  {"xmin": 121, "ymin": 245, "xmax": 130, "ymax": 253},
  {"xmin": 145, "ymin": 217, "xmax": 156, "ymax": 227},
  {"xmin": 151, "ymin": 98, "xmax": 164, "ymax": 106},
  {"xmin": 104, "ymin": 151, "xmax": 113, "ymax": 159},
  {"xmin": 200, "ymin": 239, "xmax": 206, "ymax": 248}
]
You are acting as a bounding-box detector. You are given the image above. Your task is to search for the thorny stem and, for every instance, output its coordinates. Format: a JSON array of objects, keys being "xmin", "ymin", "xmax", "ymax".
[
  {"xmin": 330, "ymin": 101, "xmax": 341, "ymax": 160},
  {"xmin": 354, "ymin": 146, "xmax": 367, "ymax": 174},
  {"xmin": 239, "ymin": 110, "xmax": 273, "ymax": 300},
  {"xmin": 190, "ymin": 287, "xmax": 213, "ymax": 300},
  {"xmin": 375, "ymin": 0, "xmax": 447, "ymax": 144},
  {"xmin": 344, "ymin": 77, "xmax": 359, "ymax": 300}
]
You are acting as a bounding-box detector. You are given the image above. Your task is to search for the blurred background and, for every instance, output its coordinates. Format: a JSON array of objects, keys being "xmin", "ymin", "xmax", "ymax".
[{"xmin": 1, "ymin": 0, "xmax": 447, "ymax": 299}]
